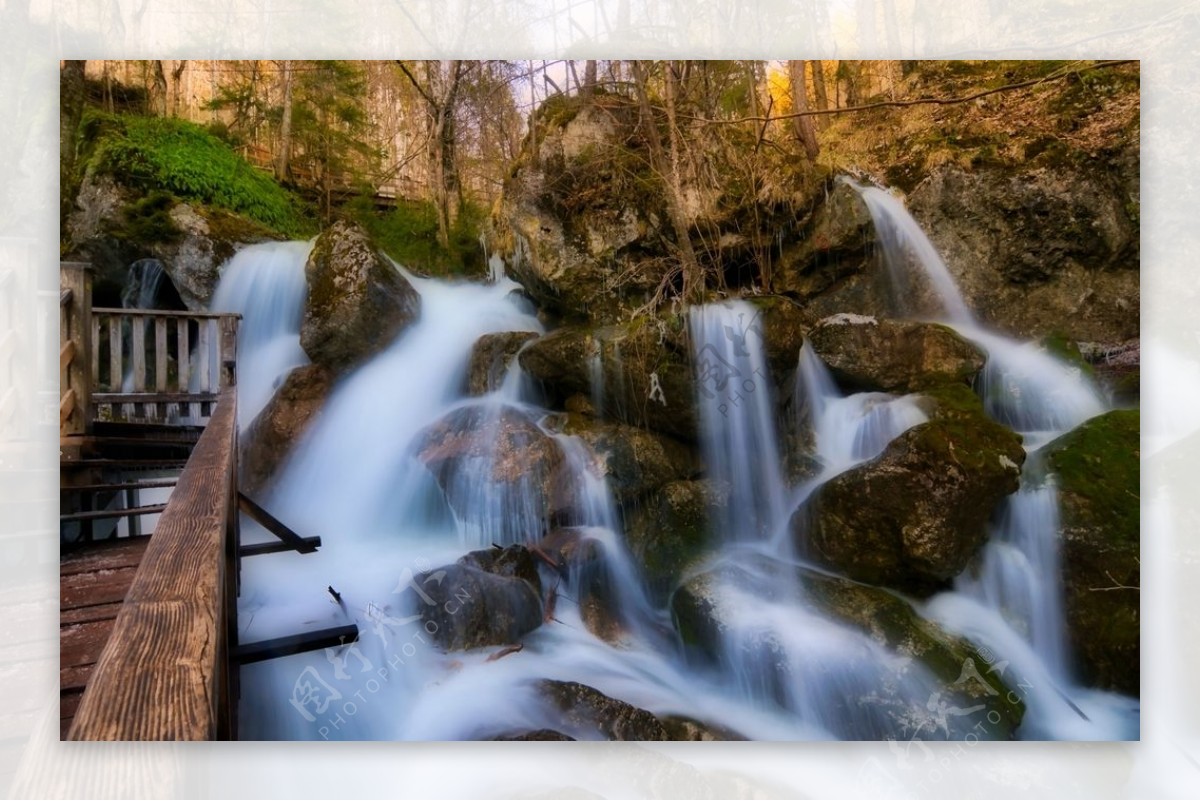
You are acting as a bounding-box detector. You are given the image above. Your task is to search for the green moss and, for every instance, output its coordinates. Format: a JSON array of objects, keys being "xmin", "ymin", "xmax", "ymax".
[
  {"xmin": 1044, "ymin": 409, "xmax": 1139, "ymax": 543},
  {"xmin": 914, "ymin": 383, "xmax": 1025, "ymax": 471},
  {"xmin": 115, "ymin": 190, "xmax": 181, "ymax": 246},
  {"xmin": 81, "ymin": 110, "xmax": 310, "ymax": 237},
  {"xmin": 1040, "ymin": 331, "xmax": 1096, "ymax": 379},
  {"xmin": 344, "ymin": 196, "xmax": 486, "ymax": 278}
]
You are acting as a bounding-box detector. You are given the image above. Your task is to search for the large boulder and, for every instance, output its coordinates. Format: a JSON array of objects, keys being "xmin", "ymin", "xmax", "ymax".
[
  {"xmin": 519, "ymin": 314, "xmax": 699, "ymax": 442},
  {"xmin": 907, "ymin": 162, "xmax": 1139, "ymax": 342},
  {"xmin": 466, "ymin": 331, "xmax": 539, "ymax": 395},
  {"xmin": 240, "ymin": 364, "xmax": 333, "ymax": 492},
  {"xmin": 301, "ymin": 220, "xmax": 421, "ymax": 371},
  {"xmin": 623, "ymin": 480, "xmax": 729, "ymax": 600},
  {"xmin": 807, "ymin": 314, "xmax": 986, "ymax": 393},
  {"xmin": 671, "ymin": 556, "xmax": 1024, "ymax": 740},
  {"xmin": 537, "ymin": 527, "xmax": 624, "ymax": 642},
  {"xmin": 800, "ymin": 384, "xmax": 1025, "ymax": 593},
  {"xmin": 493, "ymin": 99, "xmax": 669, "ymax": 323},
  {"xmin": 418, "ymin": 545, "xmax": 543, "ymax": 651},
  {"xmin": 415, "ymin": 404, "xmax": 577, "ymax": 536},
  {"xmin": 1043, "ymin": 409, "xmax": 1139, "ymax": 695},
  {"xmin": 774, "ymin": 180, "xmax": 877, "ymax": 303}
]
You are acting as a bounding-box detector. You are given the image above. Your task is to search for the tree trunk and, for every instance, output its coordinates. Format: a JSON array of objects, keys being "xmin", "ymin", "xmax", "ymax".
[
  {"xmin": 170, "ymin": 60, "xmax": 187, "ymax": 116},
  {"xmin": 275, "ymin": 60, "xmax": 293, "ymax": 182},
  {"xmin": 583, "ymin": 60, "xmax": 597, "ymax": 94},
  {"xmin": 811, "ymin": 60, "xmax": 829, "ymax": 112},
  {"xmin": 60, "ymin": 60, "xmax": 87, "ymax": 226},
  {"xmin": 788, "ymin": 60, "xmax": 820, "ymax": 162},
  {"xmin": 150, "ymin": 60, "xmax": 168, "ymax": 116},
  {"xmin": 632, "ymin": 61, "xmax": 703, "ymax": 304}
]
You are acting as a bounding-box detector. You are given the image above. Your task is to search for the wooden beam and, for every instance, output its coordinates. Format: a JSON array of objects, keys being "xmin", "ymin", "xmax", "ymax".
[
  {"xmin": 59, "ymin": 389, "xmax": 76, "ymax": 425},
  {"xmin": 61, "ymin": 479, "xmax": 178, "ymax": 494},
  {"xmin": 92, "ymin": 392, "xmax": 220, "ymax": 405},
  {"xmin": 60, "ymin": 504, "xmax": 168, "ymax": 523},
  {"xmin": 239, "ymin": 536, "xmax": 321, "ymax": 557},
  {"xmin": 237, "ymin": 493, "xmax": 318, "ymax": 554},
  {"xmin": 59, "ymin": 340, "xmax": 76, "ymax": 372},
  {"xmin": 68, "ymin": 389, "xmax": 237, "ymax": 741},
  {"xmin": 233, "ymin": 624, "xmax": 359, "ymax": 665},
  {"xmin": 92, "ymin": 307, "xmax": 243, "ymax": 321}
]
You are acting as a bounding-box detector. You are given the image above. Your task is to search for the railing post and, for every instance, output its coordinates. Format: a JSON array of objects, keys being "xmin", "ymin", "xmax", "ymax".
[
  {"xmin": 60, "ymin": 262, "xmax": 92, "ymax": 436},
  {"xmin": 219, "ymin": 315, "xmax": 238, "ymax": 389}
]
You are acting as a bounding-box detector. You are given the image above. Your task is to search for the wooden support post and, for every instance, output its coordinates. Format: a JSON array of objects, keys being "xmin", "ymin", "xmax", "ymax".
[
  {"xmin": 237, "ymin": 493, "xmax": 318, "ymax": 553},
  {"xmin": 233, "ymin": 624, "xmax": 360, "ymax": 665},
  {"xmin": 60, "ymin": 262, "xmax": 92, "ymax": 436},
  {"xmin": 219, "ymin": 315, "xmax": 238, "ymax": 389}
]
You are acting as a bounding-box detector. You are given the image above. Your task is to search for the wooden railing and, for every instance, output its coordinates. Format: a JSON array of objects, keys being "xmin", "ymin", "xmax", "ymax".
[
  {"xmin": 90, "ymin": 308, "xmax": 238, "ymax": 425},
  {"xmin": 67, "ymin": 387, "xmax": 240, "ymax": 740}
]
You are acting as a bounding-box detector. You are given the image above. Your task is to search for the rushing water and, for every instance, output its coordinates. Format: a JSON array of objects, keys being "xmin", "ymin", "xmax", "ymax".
[{"xmin": 227, "ymin": 181, "xmax": 1136, "ymax": 741}]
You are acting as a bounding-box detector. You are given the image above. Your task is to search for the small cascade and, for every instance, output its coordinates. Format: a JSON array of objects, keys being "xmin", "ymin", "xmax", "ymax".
[
  {"xmin": 210, "ymin": 241, "xmax": 313, "ymax": 428},
  {"xmin": 587, "ymin": 337, "xmax": 605, "ymax": 418},
  {"xmin": 688, "ymin": 301, "xmax": 787, "ymax": 542},
  {"xmin": 794, "ymin": 342, "xmax": 928, "ymax": 475},
  {"xmin": 845, "ymin": 177, "xmax": 1136, "ymax": 739},
  {"xmin": 121, "ymin": 258, "xmax": 167, "ymax": 309}
]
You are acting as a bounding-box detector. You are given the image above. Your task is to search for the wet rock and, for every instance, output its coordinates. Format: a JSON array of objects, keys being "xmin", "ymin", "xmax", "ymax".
[
  {"xmin": 536, "ymin": 680, "xmax": 669, "ymax": 741},
  {"xmin": 658, "ymin": 715, "xmax": 748, "ymax": 741},
  {"xmin": 1043, "ymin": 409, "xmax": 1139, "ymax": 695},
  {"xmin": 554, "ymin": 415, "xmax": 699, "ymax": 506},
  {"xmin": 415, "ymin": 404, "xmax": 577, "ymax": 535},
  {"xmin": 519, "ymin": 315, "xmax": 699, "ymax": 442},
  {"xmin": 671, "ymin": 555, "xmax": 1023, "ymax": 739},
  {"xmin": 491, "ymin": 729, "xmax": 576, "ymax": 741},
  {"xmin": 538, "ymin": 528, "xmax": 623, "ymax": 643},
  {"xmin": 807, "ymin": 314, "xmax": 986, "ymax": 393},
  {"xmin": 907, "ymin": 162, "xmax": 1139, "ymax": 342},
  {"xmin": 240, "ymin": 364, "xmax": 333, "ymax": 492},
  {"xmin": 301, "ymin": 220, "xmax": 420, "ymax": 372},
  {"xmin": 623, "ymin": 480, "xmax": 729, "ymax": 601},
  {"xmin": 466, "ymin": 331, "xmax": 539, "ymax": 395},
  {"xmin": 419, "ymin": 545, "xmax": 543, "ymax": 651},
  {"xmin": 775, "ymin": 180, "xmax": 876, "ymax": 302},
  {"xmin": 1079, "ymin": 338, "xmax": 1139, "ymax": 406},
  {"xmin": 801, "ymin": 384, "xmax": 1025, "ymax": 593}
]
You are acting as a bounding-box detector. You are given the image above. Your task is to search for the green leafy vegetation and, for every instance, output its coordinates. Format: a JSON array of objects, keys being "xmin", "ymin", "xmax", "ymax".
[
  {"xmin": 81, "ymin": 110, "xmax": 312, "ymax": 236},
  {"xmin": 345, "ymin": 195, "xmax": 486, "ymax": 278}
]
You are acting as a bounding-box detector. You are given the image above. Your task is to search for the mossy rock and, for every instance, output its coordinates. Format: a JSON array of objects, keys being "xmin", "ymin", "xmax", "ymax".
[
  {"xmin": 670, "ymin": 556, "xmax": 1024, "ymax": 739},
  {"xmin": 300, "ymin": 220, "xmax": 421, "ymax": 373},
  {"xmin": 466, "ymin": 331, "xmax": 539, "ymax": 396},
  {"xmin": 556, "ymin": 414, "xmax": 699, "ymax": 506},
  {"xmin": 801, "ymin": 385, "xmax": 1025, "ymax": 594},
  {"xmin": 240, "ymin": 364, "xmax": 333, "ymax": 493},
  {"xmin": 807, "ymin": 315, "xmax": 986, "ymax": 394},
  {"xmin": 1043, "ymin": 409, "xmax": 1139, "ymax": 695},
  {"xmin": 623, "ymin": 479, "xmax": 729, "ymax": 602}
]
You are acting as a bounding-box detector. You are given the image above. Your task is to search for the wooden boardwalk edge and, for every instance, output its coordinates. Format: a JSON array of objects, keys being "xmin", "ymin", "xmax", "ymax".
[{"xmin": 67, "ymin": 389, "xmax": 238, "ymax": 741}]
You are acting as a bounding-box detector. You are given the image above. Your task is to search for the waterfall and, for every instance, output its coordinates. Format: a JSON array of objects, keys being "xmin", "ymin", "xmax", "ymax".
[
  {"xmin": 121, "ymin": 258, "xmax": 166, "ymax": 310},
  {"xmin": 211, "ymin": 241, "xmax": 313, "ymax": 428},
  {"xmin": 688, "ymin": 301, "xmax": 787, "ymax": 542},
  {"xmin": 845, "ymin": 178, "xmax": 1137, "ymax": 739}
]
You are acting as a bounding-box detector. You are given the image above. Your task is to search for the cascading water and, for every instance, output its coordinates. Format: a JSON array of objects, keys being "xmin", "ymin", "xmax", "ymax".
[
  {"xmin": 845, "ymin": 179, "xmax": 1137, "ymax": 739},
  {"xmin": 210, "ymin": 241, "xmax": 313, "ymax": 428},
  {"xmin": 232, "ymin": 178, "xmax": 1133, "ymax": 741},
  {"xmin": 121, "ymin": 258, "xmax": 166, "ymax": 310}
]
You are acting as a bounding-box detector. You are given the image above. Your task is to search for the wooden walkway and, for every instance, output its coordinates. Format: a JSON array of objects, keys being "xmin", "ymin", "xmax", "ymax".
[{"xmin": 59, "ymin": 536, "xmax": 150, "ymax": 738}]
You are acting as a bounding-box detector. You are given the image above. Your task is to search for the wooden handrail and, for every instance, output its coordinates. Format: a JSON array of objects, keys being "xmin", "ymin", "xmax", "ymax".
[
  {"xmin": 68, "ymin": 388, "xmax": 238, "ymax": 741},
  {"xmin": 92, "ymin": 307, "xmax": 243, "ymax": 320}
]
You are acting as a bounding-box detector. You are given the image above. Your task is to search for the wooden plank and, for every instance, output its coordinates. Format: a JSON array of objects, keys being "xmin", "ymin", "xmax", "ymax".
[
  {"xmin": 234, "ymin": 624, "xmax": 359, "ymax": 665},
  {"xmin": 61, "ymin": 537, "xmax": 150, "ymax": 576},
  {"xmin": 60, "ymin": 566, "xmax": 140, "ymax": 609},
  {"xmin": 59, "ymin": 389, "xmax": 76, "ymax": 425},
  {"xmin": 60, "ymin": 504, "xmax": 166, "ymax": 523},
  {"xmin": 92, "ymin": 307, "xmax": 241, "ymax": 320},
  {"xmin": 155, "ymin": 317, "xmax": 168, "ymax": 391},
  {"xmin": 69, "ymin": 389, "xmax": 237, "ymax": 741},
  {"xmin": 92, "ymin": 392, "xmax": 219, "ymax": 404},
  {"xmin": 59, "ymin": 340, "xmax": 76, "ymax": 372},
  {"xmin": 60, "ymin": 602, "xmax": 125, "ymax": 626},
  {"xmin": 219, "ymin": 315, "xmax": 237, "ymax": 389},
  {"xmin": 108, "ymin": 316, "xmax": 121, "ymax": 392},
  {"xmin": 176, "ymin": 318, "xmax": 190, "ymax": 388},
  {"xmin": 60, "ymin": 664, "xmax": 94, "ymax": 693},
  {"xmin": 60, "ymin": 618, "xmax": 117, "ymax": 669},
  {"xmin": 60, "ymin": 288, "xmax": 72, "ymax": 306},
  {"xmin": 130, "ymin": 315, "xmax": 146, "ymax": 393},
  {"xmin": 238, "ymin": 493, "xmax": 318, "ymax": 554},
  {"xmin": 196, "ymin": 320, "xmax": 211, "ymax": 395},
  {"xmin": 91, "ymin": 314, "xmax": 100, "ymax": 388},
  {"xmin": 62, "ymin": 479, "xmax": 178, "ymax": 494},
  {"xmin": 63, "ymin": 459, "xmax": 188, "ymax": 470}
]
